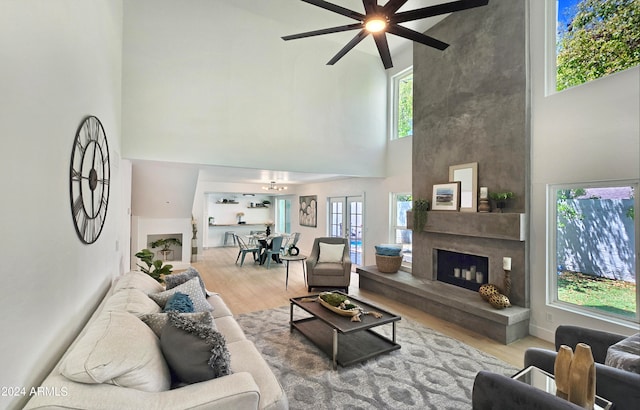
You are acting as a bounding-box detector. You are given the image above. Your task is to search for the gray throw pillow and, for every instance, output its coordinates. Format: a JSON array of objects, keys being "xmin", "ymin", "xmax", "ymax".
[
  {"xmin": 149, "ymin": 277, "xmax": 213, "ymax": 313},
  {"xmin": 160, "ymin": 312, "xmax": 231, "ymax": 384},
  {"xmin": 605, "ymin": 333, "xmax": 640, "ymax": 374},
  {"xmin": 140, "ymin": 312, "xmax": 215, "ymax": 338},
  {"xmin": 164, "ymin": 267, "xmax": 207, "ymax": 298}
]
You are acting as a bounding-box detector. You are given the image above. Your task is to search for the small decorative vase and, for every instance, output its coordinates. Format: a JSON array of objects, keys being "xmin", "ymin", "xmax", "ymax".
[
  {"xmin": 266, "ymin": 226, "xmax": 271, "ymax": 236},
  {"xmin": 568, "ymin": 343, "xmax": 596, "ymax": 409},
  {"xmin": 554, "ymin": 345, "xmax": 573, "ymax": 399}
]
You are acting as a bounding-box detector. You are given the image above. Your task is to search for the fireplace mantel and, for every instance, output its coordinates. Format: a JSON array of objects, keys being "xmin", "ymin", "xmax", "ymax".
[{"xmin": 408, "ymin": 211, "xmax": 526, "ymax": 242}]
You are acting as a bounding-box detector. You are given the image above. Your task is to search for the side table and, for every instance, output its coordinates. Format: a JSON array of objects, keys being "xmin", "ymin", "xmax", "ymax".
[
  {"xmin": 280, "ymin": 254, "xmax": 307, "ymax": 289},
  {"xmin": 512, "ymin": 366, "xmax": 612, "ymax": 410}
]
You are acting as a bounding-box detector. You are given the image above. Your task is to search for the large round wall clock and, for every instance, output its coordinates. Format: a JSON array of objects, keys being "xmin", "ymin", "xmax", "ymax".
[{"xmin": 69, "ymin": 115, "xmax": 110, "ymax": 244}]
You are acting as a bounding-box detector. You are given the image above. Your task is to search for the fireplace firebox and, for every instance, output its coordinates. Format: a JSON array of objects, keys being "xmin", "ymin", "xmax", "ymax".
[{"xmin": 435, "ymin": 249, "xmax": 488, "ymax": 292}]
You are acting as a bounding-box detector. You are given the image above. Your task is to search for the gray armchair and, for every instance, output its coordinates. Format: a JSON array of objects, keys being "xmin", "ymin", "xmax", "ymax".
[
  {"xmin": 472, "ymin": 325, "xmax": 640, "ymax": 410},
  {"xmin": 306, "ymin": 237, "xmax": 351, "ymax": 293}
]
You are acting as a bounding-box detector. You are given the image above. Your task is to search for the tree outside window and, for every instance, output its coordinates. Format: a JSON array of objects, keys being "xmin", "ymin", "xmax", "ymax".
[
  {"xmin": 556, "ymin": 0, "xmax": 640, "ymax": 91},
  {"xmin": 392, "ymin": 69, "xmax": 413, "ymax": 139}
]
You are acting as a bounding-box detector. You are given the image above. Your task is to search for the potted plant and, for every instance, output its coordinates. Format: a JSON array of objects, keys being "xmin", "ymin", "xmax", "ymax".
[
  {"xmin": 489, "ymin": 192, "xmax": 514, "ymax": 212},
  {"xmin": 412, "ymin": 199, "xmax": 430, "ymax": 232},
  {"xmin": 135, "ymin": 248, "xmax": 173, "ymax": 283},
  {"xmin": 150, "ymin": 237, "xmax": 182, "ymax": 260}
]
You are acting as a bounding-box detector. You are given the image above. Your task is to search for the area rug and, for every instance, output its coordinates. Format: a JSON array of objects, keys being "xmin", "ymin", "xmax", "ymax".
[{"xmin": 235, "ymin": 305, "xmax": 518, "ymax": 410}]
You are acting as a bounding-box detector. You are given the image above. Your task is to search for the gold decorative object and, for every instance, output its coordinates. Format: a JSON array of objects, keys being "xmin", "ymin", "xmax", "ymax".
[
  {"xmin": 555, "ymin": 345, "xmax": 574, "ymax": 399},
  {"xmin": 568, "ymin": 343, "xmax": 596, "ymax": 409},
  {"xmin": 488, "ymin": 293, "xmax": 511, "ymax": 309}
]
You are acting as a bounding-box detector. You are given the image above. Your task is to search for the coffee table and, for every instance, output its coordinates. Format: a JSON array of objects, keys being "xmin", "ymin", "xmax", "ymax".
[{"xmin": 290, "ymin": 292, "xmax": 401, "ymax": 369}]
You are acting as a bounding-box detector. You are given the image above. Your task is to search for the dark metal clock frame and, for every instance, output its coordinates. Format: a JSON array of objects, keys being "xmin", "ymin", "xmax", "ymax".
[{"xmin": 69, "ymin": 115, "xmax": 110, "ymax": 244}]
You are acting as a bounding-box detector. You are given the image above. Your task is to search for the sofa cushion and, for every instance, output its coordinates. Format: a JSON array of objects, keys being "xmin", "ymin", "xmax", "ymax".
[
  {"xmin": 313, "ymin": 263, "xmax": 345, "ymax": 276},
  {"xmin": 318, "ymin": 243, "xmax": 344, "ymax": 263},
  {"xmin": 103, "ymin": 288, "xmax": 162, "ymax": 317},
  {"xmin": 605, "ymin": 333, "xmax": 640, "ymax": 374},
  {"xmin": 163, "ymin": 292, "xmax": 194, "ymax": 313},
  {"xmin": 113, "ymin": 271, "xmax": 165, "ymax": 294},
  {"xmin": 214, "ymin": 316, "xmax": 247, "ymax": 344},
  {"xmin": 161, "ymin": 311, "xmax": 231, "ymax": 384},
  {"xmin": 141, "ymin": 312, "xmax": 215, "ymax": 338},
  {"xmin": 149, "ymin": 277, "xmax": 213, "ymax": 313},
  {"xmin": 207, "ymin": 294, "xmax": 233, "ymax": 318},
  {"xmin": 59, "ymin": 311, "xmax": 170, "ymax": 392},
  {"xmin": 165, "ymin": 267, "xmax": 207, "ymax": 298}
]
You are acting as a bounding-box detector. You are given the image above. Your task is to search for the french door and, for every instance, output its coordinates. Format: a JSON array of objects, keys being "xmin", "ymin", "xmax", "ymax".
[{"xmin": 328, "ymin": 195, "xmax": 364, "ymax": 266}]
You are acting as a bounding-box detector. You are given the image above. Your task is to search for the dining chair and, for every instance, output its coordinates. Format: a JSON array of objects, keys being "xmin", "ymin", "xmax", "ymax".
[
  {"xmin": 281, "ymin": 232, "xmax": 300, "ymax": 254},
  {"xmin": 234, "ymin": 234, "xmax": 260, "ymax": 266},
  {"xmin": 264, "ymin": 235, "xmax": 284, "ymax": 269}
]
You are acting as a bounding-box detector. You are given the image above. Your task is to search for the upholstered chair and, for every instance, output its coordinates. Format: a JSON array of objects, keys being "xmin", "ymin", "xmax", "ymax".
[
  {"xmin": 472, "ymin": 325, "xmax": 640, "ymax": 410},
  {"xmin": 306, "ymin": 237, "xmax": 351, "ymax": 292}
]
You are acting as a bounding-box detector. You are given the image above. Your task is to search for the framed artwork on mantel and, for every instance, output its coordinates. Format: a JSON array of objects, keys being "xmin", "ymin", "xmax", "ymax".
[
  {"xmin": 449, "ymin": 162, "xmax": 478, "ymax": 212},
  {"xmin": 432, "ymin": 182, "xmax": 461, "ymax": 211}
]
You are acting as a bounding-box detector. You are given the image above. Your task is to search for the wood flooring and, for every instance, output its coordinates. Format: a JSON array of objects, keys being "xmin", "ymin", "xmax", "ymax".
[{"xmin": 192, "ymin": 246, "xmax": 554, "ymax": 368}]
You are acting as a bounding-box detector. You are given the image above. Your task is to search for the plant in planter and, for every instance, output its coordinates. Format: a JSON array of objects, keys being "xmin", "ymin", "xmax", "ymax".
[
  {"xmin": 135, "ymin": 248, "xmax": 173, "ymax": 283},
  {"xmin": 150, "ymin": 237, "xmax": 182, "ymax": 260},
  {"xmin": 489, "ymin": 192, "xmax": 514, "ymax": 212},
  {"xmin": 412, "ymin": 199, "xmax": 430, "ymax": 232}
]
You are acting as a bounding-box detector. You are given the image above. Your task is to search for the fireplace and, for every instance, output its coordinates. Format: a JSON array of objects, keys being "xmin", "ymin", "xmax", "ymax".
[{"xmin": 435, "ymin": 249, "xmax": 488, "ymax": 291}]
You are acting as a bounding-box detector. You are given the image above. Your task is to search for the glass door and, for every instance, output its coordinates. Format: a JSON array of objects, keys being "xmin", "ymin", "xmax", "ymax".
[
  {"xmin": 276, "ymin": 198, "xmax": 291, "ymax": 234},
  {"xmin": 328, "ymin": 195, "xmax": 364, "ymax": 266}
]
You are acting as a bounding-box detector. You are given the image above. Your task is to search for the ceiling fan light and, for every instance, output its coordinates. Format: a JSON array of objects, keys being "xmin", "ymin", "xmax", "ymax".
[{"xmin": 365, "ymin": 17, "xmax": 387, "ymax": 33}]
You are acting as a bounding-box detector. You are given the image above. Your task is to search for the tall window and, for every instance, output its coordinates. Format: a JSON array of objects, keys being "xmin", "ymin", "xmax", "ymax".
[
  {"xmin": 555, "ymin": 0, "xmax": 640, "ymax": 91},
  {"xmin": 391, "ymin": 68, "xmax": 413, "ymax": 139},
  {"xmin": 548, "ymin": 182, "xmax": 638, "ymax": 323},
  {"xmin": 392, "ymin": 193, "xmax": 413, "ymax": 267}
]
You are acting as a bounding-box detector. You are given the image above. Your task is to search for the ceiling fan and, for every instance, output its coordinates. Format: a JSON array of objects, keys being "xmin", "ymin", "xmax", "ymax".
[{"xmin": 282, "ymin": 0, "xmax": 489, "ymax": 69}]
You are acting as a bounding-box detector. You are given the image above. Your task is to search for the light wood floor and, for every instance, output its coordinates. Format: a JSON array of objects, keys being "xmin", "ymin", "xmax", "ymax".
[{"xmin": 192, "ymin": 246, "xmax": 553, "ymax": 368}]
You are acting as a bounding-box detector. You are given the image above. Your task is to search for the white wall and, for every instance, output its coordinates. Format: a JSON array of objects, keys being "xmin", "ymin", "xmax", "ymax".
[
  {"xmin": 529, "ymin": 1, "xmax": 640, "ymax": 341},
  {"xmin": 121, "ymin": 0, "xmax": 387, "ymax": 177},
  {"xmin": 0, "ymin": 1, "xmax": 124, "ymax": 409}
]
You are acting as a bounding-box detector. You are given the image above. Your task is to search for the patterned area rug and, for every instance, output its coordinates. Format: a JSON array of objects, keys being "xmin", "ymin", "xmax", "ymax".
[{"xmin": 235, "ymin": 305, "xmax": 518, "ymax": 410}]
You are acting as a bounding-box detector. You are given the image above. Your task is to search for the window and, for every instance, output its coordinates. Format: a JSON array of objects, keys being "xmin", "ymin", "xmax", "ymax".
[
  {"xmin": 391, "ymin": 193, "xmax": 413, "ymax": 267},
  {"xmin": 555, "ymin": 0, "xmax": 640, "ymax": 91},
  {"xmin": 548, "ymin": 182, "xmax": 638, "ymax": 323},
  {"xmin": 391, "ymin": 68, "xmax": 413, "ymax": 139}
]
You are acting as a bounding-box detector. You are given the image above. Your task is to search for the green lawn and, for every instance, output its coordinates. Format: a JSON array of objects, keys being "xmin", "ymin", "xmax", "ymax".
[{"xmin": 558, "ymin": 271, "xmax": 637, "ymax": 319}]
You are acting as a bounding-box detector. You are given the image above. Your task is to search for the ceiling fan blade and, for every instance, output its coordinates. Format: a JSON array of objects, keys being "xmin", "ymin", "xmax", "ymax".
[
  {"xmin": 387, "ymin": 24, "xmax": 449, "ymax": 50},
  {"xmin": 373, "ymin": 32, "xmax": 393, "ymax": 69},
  {"xmin": 327, "ymin": 29, "xmax": 369, "ymax": 65},
  {"xmin": 382, "ymin": 0, "xmax": 410, "ymax": 14},
  {"xmin": 362, "ymin": 0, "xmax": 378, "ymax": 15},
  {"xmin": 302, "ymin": 0, "xmax": 365, "ymax": 21},
  {"xmin": 282, "ymin": 23, "xmax": 362, "ymax": 41},
  {"xmin": 392, "ymin": 0, "xmax": 489, "ymax": 24}
]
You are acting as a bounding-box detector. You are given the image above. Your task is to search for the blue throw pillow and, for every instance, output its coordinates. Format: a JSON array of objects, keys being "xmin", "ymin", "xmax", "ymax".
[{"xmin": 164, "ymin": 292, "xmax": 194, "ymax": 313}]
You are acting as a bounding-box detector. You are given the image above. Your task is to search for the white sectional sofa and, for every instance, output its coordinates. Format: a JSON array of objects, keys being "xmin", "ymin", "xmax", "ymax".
[{"xmin": 24, "ymin": 270, "xmax": 288, "ymax": 410}]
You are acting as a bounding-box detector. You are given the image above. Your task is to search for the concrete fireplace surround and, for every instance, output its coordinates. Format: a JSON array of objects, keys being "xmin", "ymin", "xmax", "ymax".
[
  {"xmin": 358, "ymin": 211, "xmax": 530, "ymax": 344},
  {"xmin": 359, "ymin": 0, "xmax": 530, "ymax": 344}
]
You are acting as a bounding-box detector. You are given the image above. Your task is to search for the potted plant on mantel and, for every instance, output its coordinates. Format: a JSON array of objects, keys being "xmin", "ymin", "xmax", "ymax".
[
  {"xmin": 489, "ymin": 192, "xmax": 514, "ymax": 213},
  {"xmin": 411, "ymin": 199, "xmax": 430, "ymax": 232}
]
